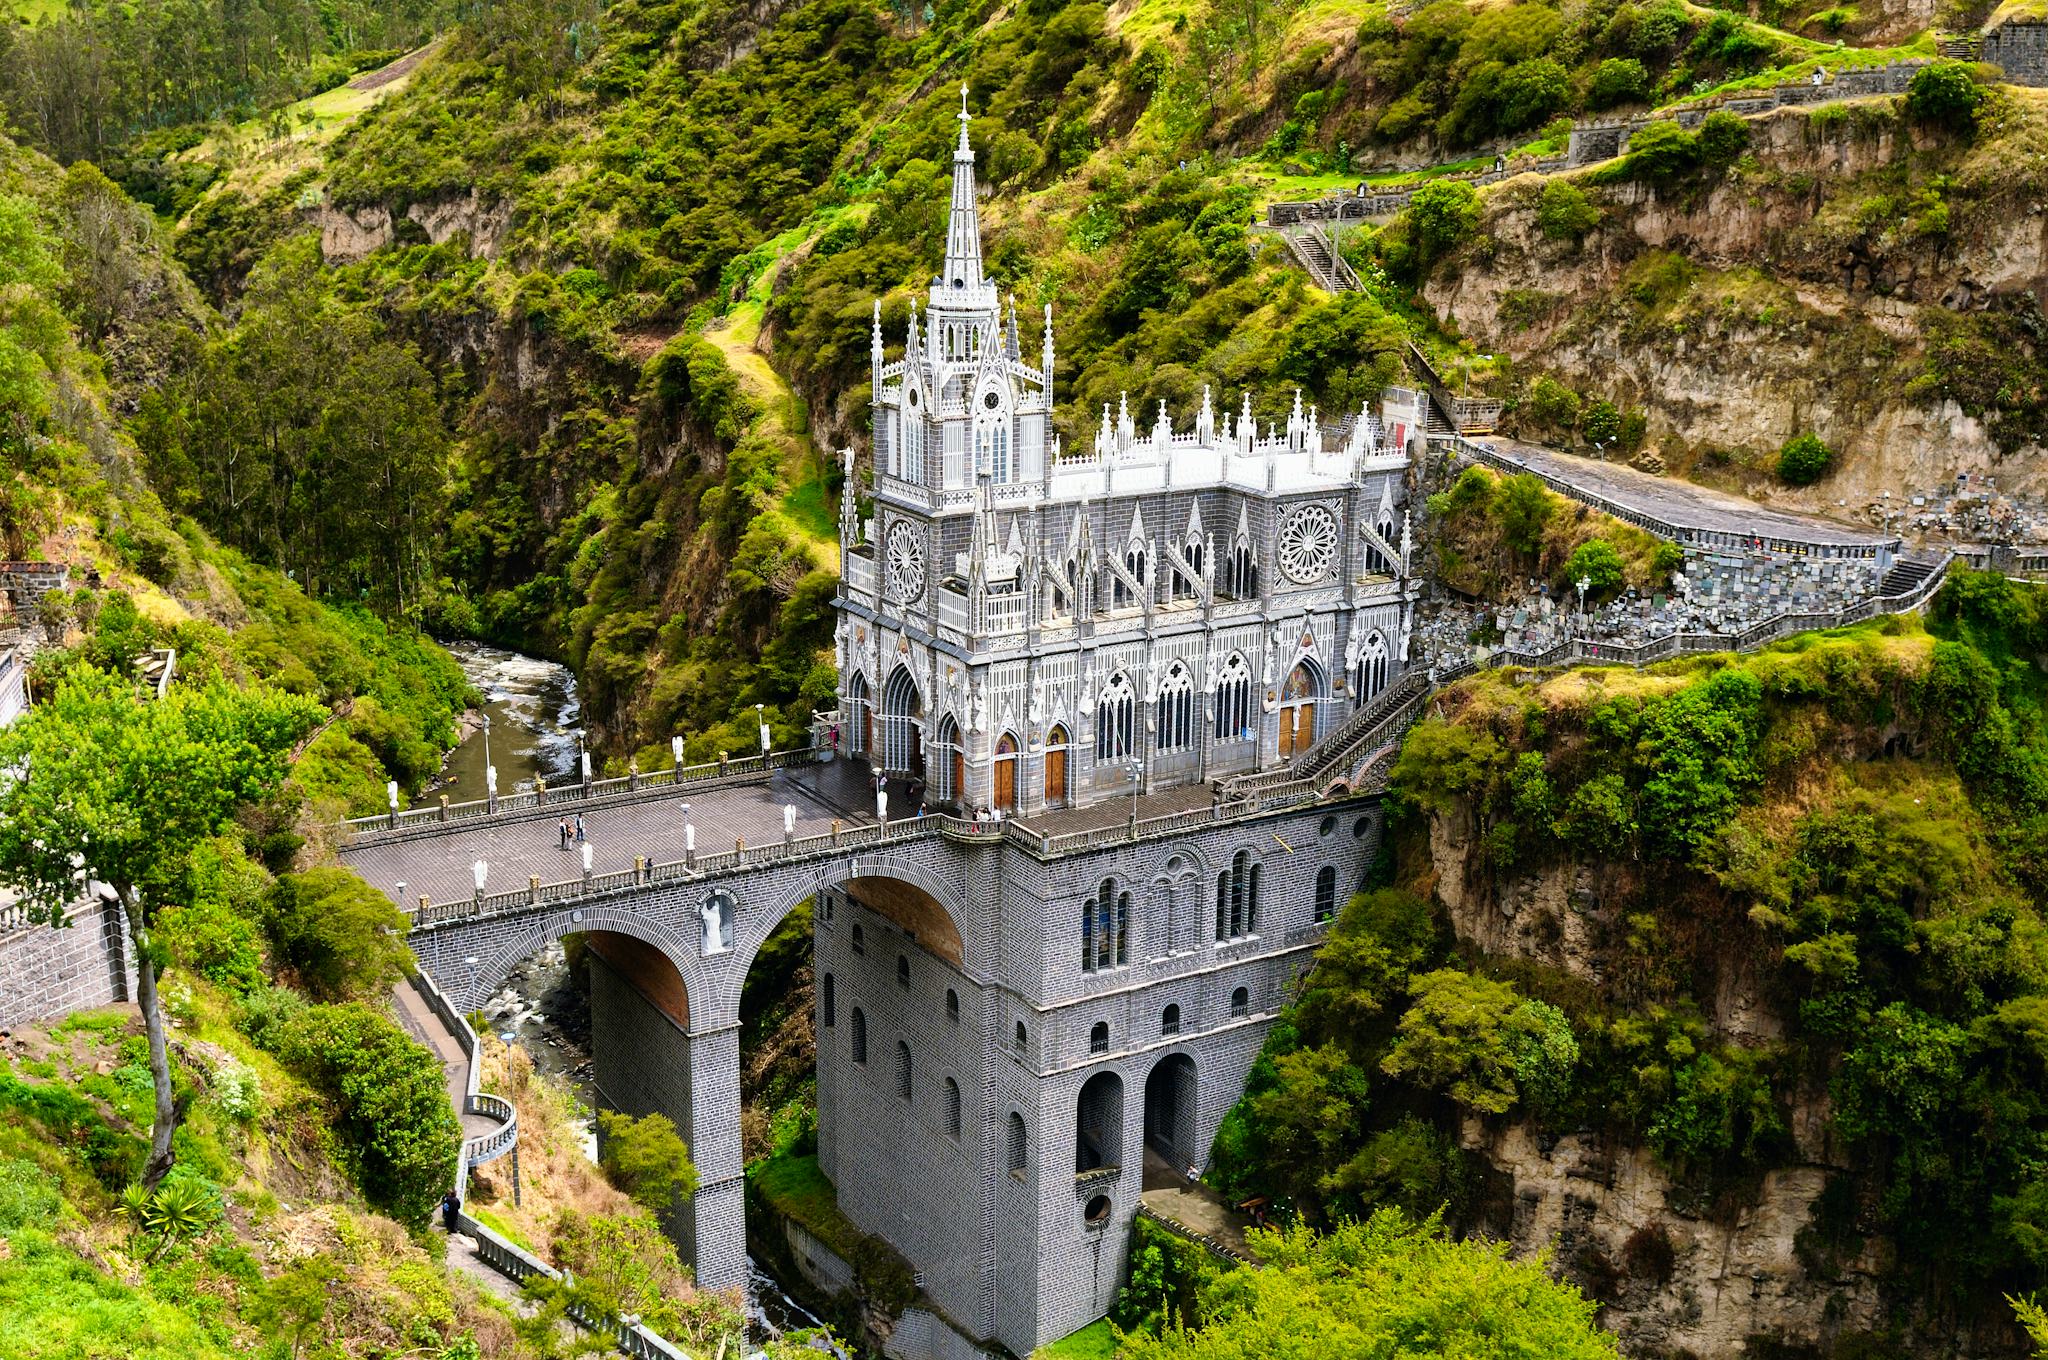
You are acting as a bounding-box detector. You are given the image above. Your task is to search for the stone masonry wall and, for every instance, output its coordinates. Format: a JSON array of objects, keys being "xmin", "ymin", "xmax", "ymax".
[{"xmin": 0, "ymin": 900, "xmax": 133, "ymax": 1030}]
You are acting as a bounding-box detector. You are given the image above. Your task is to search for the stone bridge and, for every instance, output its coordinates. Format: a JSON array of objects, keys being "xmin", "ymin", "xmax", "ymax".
[{"xmin": 336, "ymin": 746, "xmax": 1394, "ymax": 1315}]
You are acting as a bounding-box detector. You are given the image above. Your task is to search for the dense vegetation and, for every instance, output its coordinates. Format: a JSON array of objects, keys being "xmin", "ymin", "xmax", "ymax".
[{"xmin": 1204, "ymin": 574, "xmax": 2048, "ymax": 1345}]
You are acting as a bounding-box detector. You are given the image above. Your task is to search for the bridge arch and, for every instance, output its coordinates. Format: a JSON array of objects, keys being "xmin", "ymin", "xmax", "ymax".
[
  {"xmin": 725, "ymin": 851, "xmax": 974, "ymax": 999},
  {"xmin": 455, "ymin": 905, "xmax": 698, "ymax": 1016}
]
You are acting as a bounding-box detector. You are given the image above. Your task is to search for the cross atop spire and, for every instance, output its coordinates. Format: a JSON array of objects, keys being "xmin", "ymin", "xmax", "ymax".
[{"xmin": 938, "ymin": 84, "xmax": 989, "ymax": 303}]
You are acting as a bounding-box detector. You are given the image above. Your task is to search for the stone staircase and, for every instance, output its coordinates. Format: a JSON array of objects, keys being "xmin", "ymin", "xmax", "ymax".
[
  {"xmin": 1279, "ymin": 225, "xmax": 1360, "ymax": 294},
  {"xmin": 1879, "ymin": 550, "xmax": 1945, "ymax": 598}
]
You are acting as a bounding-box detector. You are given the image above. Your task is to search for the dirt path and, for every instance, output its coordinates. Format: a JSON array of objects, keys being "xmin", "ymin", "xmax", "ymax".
[{"xmin": 349, "ymin": 40, "xmax": 439, "ymax": 92}]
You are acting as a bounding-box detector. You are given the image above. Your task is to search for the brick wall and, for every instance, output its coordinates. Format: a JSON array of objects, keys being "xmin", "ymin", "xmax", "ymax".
[{"xmin": 0, "ymin": 900, "xmax": 133, "ymax": 1029}]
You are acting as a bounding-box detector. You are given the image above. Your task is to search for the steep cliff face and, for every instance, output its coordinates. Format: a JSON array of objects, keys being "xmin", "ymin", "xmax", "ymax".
[
  {"xmin": 1427, "ymin": 95, "xmax": 2048, "ymax": 519},
  {"xmin": 1428, "ymin": 817, "xmax": 1896, "ymax": 1355}
]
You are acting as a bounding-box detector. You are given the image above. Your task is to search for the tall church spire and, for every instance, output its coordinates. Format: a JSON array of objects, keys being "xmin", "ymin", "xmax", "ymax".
[{"xmin": 942, "ymin": 84, "xmax": 985, "ymax": 295}]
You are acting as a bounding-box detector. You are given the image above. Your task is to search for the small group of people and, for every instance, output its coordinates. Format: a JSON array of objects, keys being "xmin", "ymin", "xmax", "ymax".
[{"xmin": 556, "ymin": 815, "xmax": 586, "ymax": 849}]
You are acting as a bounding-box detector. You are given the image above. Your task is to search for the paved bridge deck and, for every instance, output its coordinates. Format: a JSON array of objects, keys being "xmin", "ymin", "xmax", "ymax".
[
  {"xmin": 342, "ymin": 758, "xmax": 886, "ymax": 907},
  {"xmin": 1476, "ymin": 438, "xmax": 1887, "ymax": 549}
]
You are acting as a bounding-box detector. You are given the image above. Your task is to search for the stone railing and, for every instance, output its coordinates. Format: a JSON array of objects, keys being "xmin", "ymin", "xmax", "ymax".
[
  {"xmin": 457, "ymin": 1212, "xmax": 691, "ymax": 1359},
  {"xmin": 407, "ymin": 973, "xmax": 519, "ymax": 1184},
  {"xmin": 342, "ymin": 747, "xmax": 823, "ymax": 845},
  {"xmin": 412, "ymin": 812, "xmax": 972, "ymax": 920},
  {"xmin": 1436, "ymin": 433, "xmax": 1899, "ymax": 559}
]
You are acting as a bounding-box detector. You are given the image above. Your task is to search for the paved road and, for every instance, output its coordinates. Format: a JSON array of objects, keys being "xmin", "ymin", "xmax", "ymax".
[
  {"xmin": 1480, "ymin": 438, "xmax": 1888, "ymax": 548},
  {"xmin": 343, "ymin": 759, "xmax": 884, "ymax": 908}
]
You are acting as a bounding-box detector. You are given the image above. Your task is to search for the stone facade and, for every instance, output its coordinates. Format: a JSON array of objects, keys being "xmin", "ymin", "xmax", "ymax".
[
  {"xmin": 839, "ymin": 96, "xmax": 1424, "ymax": 824},
  {"xmin": 352, "ymin": 103, "xmax": 1411, "ymax": 1358},
  {"xmin": 0, "ymin": 898, "xmax": 133, "ymax": 1030}
]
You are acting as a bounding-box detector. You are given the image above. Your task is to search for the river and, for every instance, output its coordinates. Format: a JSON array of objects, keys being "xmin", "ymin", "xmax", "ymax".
[{"xmin": 429, "ymin": 640, "xmax": 837, "ymax": 1355}]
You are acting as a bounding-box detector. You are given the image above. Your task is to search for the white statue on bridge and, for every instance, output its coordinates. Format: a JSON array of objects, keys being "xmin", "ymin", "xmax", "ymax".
[{"xmin": 701, "ymin": 894, "xmax": 733, "ymax": 955}]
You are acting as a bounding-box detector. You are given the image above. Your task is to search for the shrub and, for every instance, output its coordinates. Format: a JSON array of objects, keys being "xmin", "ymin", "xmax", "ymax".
[
  {"xmin": 1528, "ymin": 375, "xmax": 1582, "ymax": 430},
  {"xmin": 1619, "ymin": 120, "xmax": 1698, "ymax": 181},
  {"xmin": 1697, "ymin": 110, "xmax": 1750, "ymax": 166},
  {"xmin": 597, "ymin": 1110, "xmax": 699, "ymax": 1214},
  {"xmin": 1905, "ymin": 60, "xmax": 1983, "ymax": 133},
  {"xmin": 266, "ymin": 1002, "xmax": 460, "ymax": 1227},
  {"xmin": 263, "ymin": 866, "xmax": 415, "ymax": 1001},
  {"xmin": 1777, "ymin": 432, "xmax": 1832, "ymax": 485},
  {"xmin": 1563, "ymin": 539, "xmax": 1627, "ymax": 598},
  {"xmin": 1407, "ymin": 180, "xmax": 1483, "ymax": 265},
  {"xmin": 1536, "ymin": 180, "xmax": 1601, "ymax": 242},
  {"xmin": 1586, "ymin": 57, "xmax": 1650, "ymax": 109},
  {"xmin": 1582, "ymin": 399, "xmax": 1623, "ymax": 447}
]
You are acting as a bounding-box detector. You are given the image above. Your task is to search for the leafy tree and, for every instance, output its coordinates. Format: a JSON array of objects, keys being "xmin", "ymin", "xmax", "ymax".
[
  {"xmin": 54, "ymin": 162, "xmax": 152, "ymax": 350},
  {"xmin": 1406, "ymin": 181, "xmax": 1483, "ymax": 266},
  {"xmin": 1118, "ymin": 1211, "xmax": 1619, "ymax": 1359},
  {"xmin": 0, "ymin": 670, "xmax": 318, "ymax": 1186},
  {"xmin": 1586, "ymin": 57, "xmax": 1649, "ymax": 109},
  {"xmin": 1905, "ymin": 60, "xmax": 1984, "ymax": 133},
  {"xmin": 1777, "ymin": 432, "xmax": 1832, "ymax": 485},
  {"xmin": 266, "ymin": 1002, "xmax": 460, "ymax": 1227},
  {"xmin": 254, "ymin": 1253, "xmax": 344, "ymax": 1360},
  {"xmin": 0, "ymin": 193, "xmax": 67, "ymax": 447},
  {"xmin": 1241, "ymin": 1044, "xmax": 1371, "ymax": 1216},
  {"xmin": 1563, "ymin": 539, "xmax": 1626, "ymax": 599},
  {"xmin": 1496, "ymin": 473, "xmax": 1554, "ymax": 556},
  {"xmin": 597, "ymin": 1110, "xmax": 700, "ymax": 1215},
  {"xmin": 1582, "ymin": 398, "xmax": 1623, "ymax": 446},
  {"xmin": 263, "ymin": 867, "xmax": 415, "ymax": 1002},
  {"xmin": 1383, "ymin": 970, "xmax": 1547, "ymax": 1115},
  {"xmin": 1537, "ymin": 180, "xmax": 1601, "ymax": 242},
  {"xmin": 1507, "ymin": 1000, "xmax": 1579, "ymax": 1116}
]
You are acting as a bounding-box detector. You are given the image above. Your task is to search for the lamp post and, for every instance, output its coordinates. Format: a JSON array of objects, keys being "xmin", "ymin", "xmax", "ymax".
[
  {"xmin": 757, "ymin": 703, "xmax": 771, "ymax": 760},
  {"xmin": 1576, "ymin": 574, "xmax": 1591, "ymax": 638},
  {"xmin": 671, "ymin": 734, "xmax": 684, "ymax": 772},
  {"xmin": 481, "ymin": 712, "xmax": 494, "ymax": 811},
  {"xmin": 471, "ymin": 860, "xmax": 488, "ymax": 901}
]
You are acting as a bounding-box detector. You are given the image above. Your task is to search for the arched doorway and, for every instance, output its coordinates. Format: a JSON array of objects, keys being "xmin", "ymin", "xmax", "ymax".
[
  {"xmin": 993, "ymin": 732, "xmax": 1018, "ymax": 813},
  {"xmin": 1044, "ymin": 724, "xmax": 1069, "ymax": 806},
  {"xmin": 1076, "ymin": 1071, "xmax": 1124, "ymax": 1173},
  {"xmin": 881, "ymin": 666, "xmax": 924, "ymax": 779},
  {"xmin": 1277, "ymin": 658, "xmax": 1323, "ymax": 760},
  {"xmin": 1143, "ymin": 1053, "xmax": 1198, "ymax": 1181}
]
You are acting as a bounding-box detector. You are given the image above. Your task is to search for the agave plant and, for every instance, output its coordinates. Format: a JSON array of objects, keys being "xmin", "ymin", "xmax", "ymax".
[
  {"xmin": 140, "ymin": 1177, "xmax": 218, "ymax": 1261},
  {"xmin": 116, "ymin": 1182, "xmax": 153, "ymax": 1241}
]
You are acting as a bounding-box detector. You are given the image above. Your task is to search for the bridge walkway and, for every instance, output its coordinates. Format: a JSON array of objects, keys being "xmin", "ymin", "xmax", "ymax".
[{"xmin": 343, "ymin": 757, "xmax": 881, "ymax": 907}]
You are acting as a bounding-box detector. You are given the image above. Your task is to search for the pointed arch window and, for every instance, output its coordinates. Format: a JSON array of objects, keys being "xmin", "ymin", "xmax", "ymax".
[
  {"xmin": 1353, "ymin": 630, "xmax": 1389, "ymax": 706},
  {"xmin": 896, "ymin": 1041, "xmax": 913, "ymax": 1101},
  {"xmin": 976, "ymin": 412, "xmax": 1012, "ymax": 484},
  {"xmin": 945, "ymin": 1078, "xmax": 962, "ymax": 1137},
  {"xmin": 1096, "ymin": 672, "xmax": 1136, "ymax": 762},
  {"xmin": 1008, "ymin": 1112, "xmax": 1028, "ymax": 1175},
  {"xmin": 900, "ymin": 404, "xmax": 925, "ymax": 485},
  {"xmin": 1156, "ymin": 662, "xmax": 1195, "ymax": 752},
  {"xmin": 1216, "ymin": 851, "xmax": 1259, "ymax": 941},
  {"xmin": 1083, "ymin": 878, "xmax": 1129, "ymax": 972},
  {"xmin": 846, "ymin": 671, "xmax": 871, "ymax": 756},
  {"xmin": 1173, "ymin": 534, "xmax": 1205, "ymax": 601},
  {"xmin": 1213, "ymin": 653, "xmax": 1253, "ymax": 744},
  {"xmin": 1223, "ymin": 536, "xmax": 1256, "ymax": 599},
  {"xmin": 1114, "ymin": 542, "xmax": 1147, "ymax": 610}
]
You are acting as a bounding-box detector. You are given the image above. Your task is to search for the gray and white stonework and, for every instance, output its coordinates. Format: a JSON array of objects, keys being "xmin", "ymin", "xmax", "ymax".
[
  {"xmin": 330, "ymin": 108, "xmax": 1417, "ymax": 1358},
  {"xmin": 0, "ymin": 896, "xmax": 134, "ymax": 1030}
]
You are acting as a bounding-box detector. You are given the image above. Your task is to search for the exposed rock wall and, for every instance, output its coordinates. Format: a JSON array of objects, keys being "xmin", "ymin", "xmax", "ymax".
[{"xmin": 1427, "ymin": 103, "xmax": 2048, "ymax": 518}]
